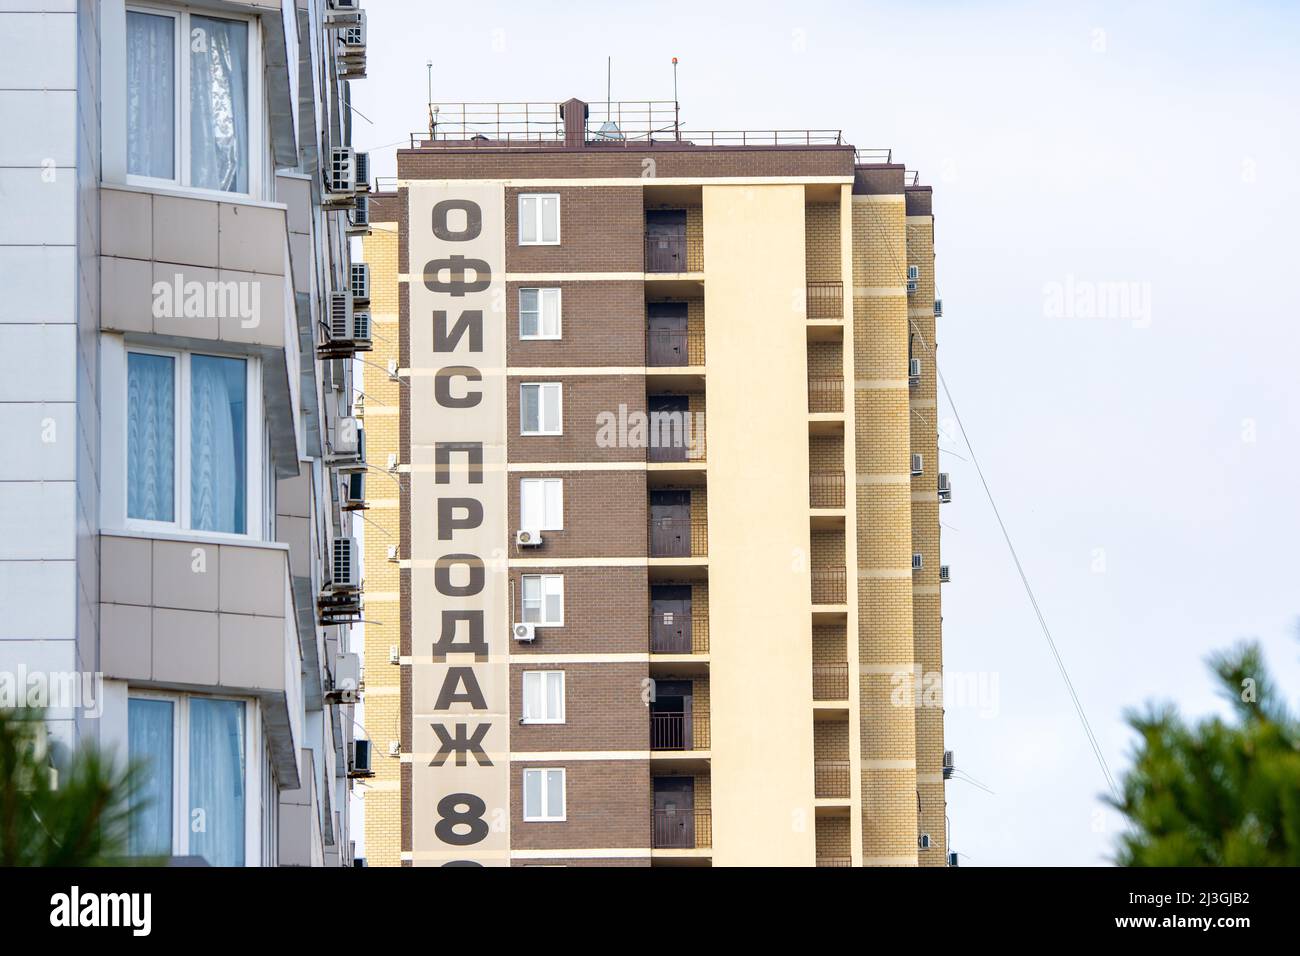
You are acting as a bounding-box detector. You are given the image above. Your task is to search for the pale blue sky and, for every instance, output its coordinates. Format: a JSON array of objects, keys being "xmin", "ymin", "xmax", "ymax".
[{"xmin": 352, "ymin": 0, "xmax": 1300, "ymax": 865}]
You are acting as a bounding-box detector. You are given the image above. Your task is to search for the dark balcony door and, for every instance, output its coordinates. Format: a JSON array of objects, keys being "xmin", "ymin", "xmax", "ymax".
[
  {"xmin": 648, "ymin": 395, "xmax": 690, "ymax": 463},
  {"xmin": 646, "ymin": 210, "xmax": 686, "ymax": 272},
  {"xmin": 650, "ymin": 679, "xmax": 693, "ymax": 750},
  {"xmin": 649, "ymin": 489, "xmax": 690, "ymax": 556},
  {"xmin": 647, "ymin": 303, "xmax": 688, "ymax": 367},
  {"xmin": 653, "ymin": 776, "xmax": 695, "ymax": 849},
  {"xmin": 650, "ymin": 584, "xmax": 692, "ymax": 653}
]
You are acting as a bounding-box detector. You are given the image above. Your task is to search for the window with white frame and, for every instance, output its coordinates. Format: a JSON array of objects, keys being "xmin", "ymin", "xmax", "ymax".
[
  {"xmin": 128, "ymin": 694, "xmax": 253, "ymax": 866},
  {"xmin": 519, "ymin": 288, "xmax": 562, "ymax": 340},
  {"xmin": 521, "ymin": 574, "xmax": 564, "ymax": 627},
  {"xmin": 518, "ymin": 194, "xmax": 560, "ymax": 245},
  {"xmin": 519, "ymin": 478, "xmax": 563, "ymax": 530},
  {"xmin": 522, "ymin": 670, "xmax": 565, "ymax": 723},
  {"xmin": 520, "ymin": 383, "xmax": 562, "ymax": 435},
  {"xmin": 126, "ymin": 348, "xmax": 259, "ymax": 536},
  {"xmin": 126, "ymin": 4, "xmax": 259, "ymax": 194},
  {"xmin": 522, "ymin": 768, "xmax": 566, "ymax": 821}
]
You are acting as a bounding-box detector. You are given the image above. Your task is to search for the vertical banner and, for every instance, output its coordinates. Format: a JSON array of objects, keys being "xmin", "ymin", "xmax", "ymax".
[{"xmin": 408, "ymin": 183, "xmax": 509, "ymax": 865}]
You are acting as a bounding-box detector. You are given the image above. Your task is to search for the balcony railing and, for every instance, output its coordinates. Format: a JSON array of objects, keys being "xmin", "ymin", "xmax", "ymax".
[
  {"xmin": 649, "ymin": 514, "xmax": 691, "ymax": 556},
  {"xmin": 807, "ymin": 281, "xmax": 844, "ymax": 319},
  {"xmin": 813, "ymin": 663, "xmax": 849, "ymax": 700},
  {"xmin": 645, "ymin": 234, "xmax": 704, "ymax": 273},
  {"xmin": 649, "ymin": 618, "xmax": 704, "ymax": 654},
  {"xmin": 650, "ymin": 710, "xmax": 710, "ymax": 751},
  {"xmin": 808, "ymin": 376, "xmax": 844, "ymax": 413},
  {"xmin": 652, "ymin": 807, "xmax": 712, "ymax": 849},
  {"xmin": 646, "ymin": 328, "xmax": 705, "ymax": 367},
  {"xmin": 816, "ymin": 856, "xmax": 852, "ymax": 867},
  {"xmin": 809, "ymin": 471, "xmax": 845, "ymax": 508},
  {"xmin": 811, "ymin": 567, "xmax": 847, "ymax": 605},
  {"xmin": 815, "ymin": 760, "xmax": 851, "ymax": 799}
]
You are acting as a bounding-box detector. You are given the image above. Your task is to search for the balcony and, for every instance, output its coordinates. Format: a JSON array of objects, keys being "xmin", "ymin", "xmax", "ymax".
[
  {"xmin": 816, "ymin": 856, "xmax": 852, "ymax": 867},
  {"xmin": 809, "ymin": 470, "xmax": 845, "ymax": 509},
  {"xmin": 813, "ymin": 663, "xmax": 849, "ymax": 700},
  {"xmin": 644, "ymin": 234, "xmax": 704, "ymax": 274},
  {"xmin": 649, "ymin": 711, "xmax": 711, "ymax": 751},
  {"xmin": 811, "ymin": 567, "xmax": 847, "ymax": 606},
  {"xmin": 815, "ymin": 760, "xmax": 851, "ymax": 799},
  {"xmin": 652, "ymin": 806, "xmax": 713, "ymax": 850},
  {"xmin": 648, "ymin": 488, "xmax": 706, "ymax": 563},
  {"xmin": 646, "ymin": 327, "xmax": 705, "ymax": 368},
  {"xmin": 808, "ymin": 376, "xmax": 845, "ymax": 414},
  {"xmin": 807, "ymin": 281, "xmax": 844, "ymax": 320}
]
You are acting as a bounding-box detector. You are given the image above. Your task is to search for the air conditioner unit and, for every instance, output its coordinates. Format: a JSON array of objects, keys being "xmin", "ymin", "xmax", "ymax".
[
  {"xmin": 328, "ymin": 0, "xmax": 361, "ymax": 12},
  {"xmin": 911, "ymin": 453, "xmax": 923, "ymax": 477},
  {"xmin": 386, "ymin": 545, "xmax": 398, "ymax": 563},
  {"xmin": 515, "ymin": 529, "xmax": 544, "ymax": 548},
  {"xmin": 387, "ymin": 741, "xmax": 400, "ymax": 757},
  {"xmin": 943, "ymin": 749, "xmax": 955, "ymax": 779},
  {"xmin": 937, "ymin": 472, "xmax": 952, "ymax": 503},
  {"xmin": 906, "ymin": 264, "xmax": 919, "ymax": 294},
  {"xmin": 919, "ymin": 833, "xmax": 931, "ymax": 850},
  {"xmin": 340, "ymin": 11, "xmax": 367, "ymax": 53},
  {"xmin": 388, "ymin": 645, "xmax": 400, "ymax": 665},
  {"xmin": 330, "ymin": 537, "xmax": 360, "ymax": 592},
  {"xmin": 342, "ymin": 470, "xmax": 365, "ymax": 510},
  {"xmin": 329, "ymin": 290, "xmax": 353, "ymax": 341},
  {"xmin": 334, "ymin": 651, "xmax": 362, "ymax": 702},
  {"xmin": 948, "ymin": 851, "xmax": 959, "ymax": 867},
  {"xmin": 348, "ymin": 739, "xmax": 374, "ymax": 778},
  {"xmin": 934, "ymin": 298, "xmax": 943, "ymax": 318},
  {"xmin": 908, "ymin": 357, "xmax": 921, "ymax": 386},
  {"xmin": 334, "ymin": 426, "xmax": 365, "ymax": 474},
  {"xmin": 912, "ymin": 552, "xmax": 923, "ymax": 571},
  {"xmin": 351, "ymin": 310, "xmax": 372, "ymax": 350},
  {"xmin": 386, "ymin": 453, "xmax": 398, "ymax": 472},
  {"xmin": 939, "ymin": 565, "xmax": 950, "ymax": 584},
  {"xmin": 353, "ymin": 149, "xmax": 371, "ymax": 194},
  {"xmin": 347, "ymin": 193, "xmax": 371, "ymax": 236},
  {"xmin": 334, "ymin": 415, "xmax": 360, "ymax": 455},
  {"xmin": 512, "ymin": 622, "xmax": 536, "ymax": 642},
  {"xmin": 350, "ymin": 262, "xmax": 371, "ymax": 305},
  {"xmin": 325, "ymin": 146, "xmax": 357, "ymax": 198}
]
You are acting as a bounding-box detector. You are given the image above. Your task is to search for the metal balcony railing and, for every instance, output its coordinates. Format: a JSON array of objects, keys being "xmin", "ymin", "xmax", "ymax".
[
  {"xmin": 649, "ymin": 514, "xmax": 691, "ymax": 556},
  {"xmin": 649, "ymin": 711, "xmax": 710, "ymax": 751},
  {"xmin": 652, "ymin": 807, "xmax": 712, "ymax": 849},
  {"xmin": 815, "ymin": 760, "xmax": 851, "ymax": 799},
  {"xmin": 646, "ymin": 328, "xmax": 705, "ymax": 367},
  {"xmin": 808, "ymin": 376, "xmax": 844, "ymax": 413},
  {"xmin": 809, "ymin": 471, "xmax": 845, "ymax": 509},
  {"xmin": 807, "ymin": 281, "xmax": 844, "ymax": 319},
  {"xmin": 645, "ymin": 234, "xmax": 704, "ymax": 273},
  {"xmin": 811, "ymin": 567, "xmax": 847, "ymax": 605},
  {"xmin": 816, "ymin": 856, "xmax": 852, "ymax": 867},
  {"xmin": 813, "ymin": 663, "xmax": 849, "ymax": 701}
]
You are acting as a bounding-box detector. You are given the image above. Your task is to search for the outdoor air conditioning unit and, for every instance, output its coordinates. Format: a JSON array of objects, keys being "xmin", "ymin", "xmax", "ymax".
[
  {"xmin": 333, "ymin": 651, "xmax": 362, "ymax": 703},
  {"xmin": 388, "ymin": 645, "xmax": 400, "ymax": 665},
  {"xmin": 934, "ymin": 298, "xmax": 944, "ymax": 318},
  {"xmin": 512, "ymin": 622, "xmax": 536, "ymax": 643},
  {"xmin": 939, "ymin": 565, "xmax": 951, "ymax": 584},
  {"xmin": 333, "ymin": 415, "xmax": 360, "ymax": 455},
  {"xmin": 943, "ymin": 749, "xmax": 956, "ymax": 779},
  {"xmin": 906, "ymin": 264, "xmax": 919, "ymax": 294},
  {"xmin": 351, "ymin": 310, "xmax": 372, "ymax": 350},
  {"xmin": 329, "ymin": 290, "xmax": 353, "ymax": 340},
  {"xmin": 353, "ymin": 149, "xmax": 371, "ymax": 194},
  {"xmin": 386, "ymin": 545, "xmax": 398, "ymax": 563},
  {"xmin": 325, "ymin": 146, "xmax": 357, "ymax": 199},
  {"xmin": 330, "ymin": 537, "xmax": 360, "ymax": 592},
  {"xmin": 515, "ymin": 529, "xmax": 543, "ymax": 548},
  {"xmin": 908, "ymin": 357, "xmax": 921, "ymax": 386},
  {"xmin": 350, "ymin": 262, "xmax": 371, "ymax": 305},
  {"xmin": 912, "ymin": 552, "xmax": 923, "ymax": 571},
  {"xmin": 334, "ymin": 426, "xmax": 365, "ymax": 474},
  {"xmin": 948, "ymin": 851, "xmax": 959, "ymax": 867},
  {"xmin": 919, "ymin": 833, "xmax": 932, "ymax": 850},
  {"xmin": 347, "ymin": 194, "xmax": 372, "ymax": 236},
  {"xmin": 328, "ymin": 0, "xmax": 361, "ymax": 12},
  {"xmin": 911, "ymin": 453, "xmax": 923, "ymax": 477},
  {"xmin": 348, "ymin": 739, "xmax": 374, "ymax": 779},
  {"xmin": 342, "ymin": 471, "xmax": 365, "ymax": 510},
  {"xmin": 937, "ymin": 472, "xmax": 952, "ymax": 503},
  {"xmin": 340, "ymin": 11, "xmax": 366, "ymax": 53}
]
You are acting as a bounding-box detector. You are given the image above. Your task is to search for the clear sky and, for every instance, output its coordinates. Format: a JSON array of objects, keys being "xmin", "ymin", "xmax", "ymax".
[{"xmin": 351, "ymin": 0, "xmax": 1300, "ymax": 865}]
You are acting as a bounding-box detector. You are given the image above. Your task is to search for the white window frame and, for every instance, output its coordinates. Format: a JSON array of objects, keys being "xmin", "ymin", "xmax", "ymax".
[
  {"xmin": 519, "ymin": 382, "xmax": 563, "ymax": 436},
  {"xmin": 124, "ymin": 346, "xmax": 264, "ymax": 540},
  {"xmin": 520, "ymin": 573, "xmax": 564, "ymax": 627},
  {"xmin": 522, "ymin": 767, "xmax": 566, "ymax": 822},
  {"xmin": 519, "ymin": 477, "xmax": 563, "ymax": 531},
  {"xmin": 127, "ymin": 690, "xmax": 262, "ymax": 865},
  {"xmin": 519, "ymin": 287, "xmax": 562, "ymax": 340},
  {"xmin": 124, "ymin": 2, "xmax": 264, "ymax": 199},
  {"xmin": 518, "ymin": 193, "xmax": 561, "ymax": 245},
  {"xmin": 521, "ymin": 670, "xmax": 566, "ymax": 724}
]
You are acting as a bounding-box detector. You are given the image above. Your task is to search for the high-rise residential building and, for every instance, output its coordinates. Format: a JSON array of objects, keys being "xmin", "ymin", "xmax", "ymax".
[
  {"xmin": 360, "ymin": 97, "xmax": 948, "ymax": 866},
  {"xmin": 0, "ymin": 0, "xmax": 374, "ymax": 865}
]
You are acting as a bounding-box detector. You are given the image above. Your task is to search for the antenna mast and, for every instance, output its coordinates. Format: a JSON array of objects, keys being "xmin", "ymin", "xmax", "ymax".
[
  {"xmin": 672, "ymin": 57, "xmax": 680, "ymax": 141},
  {"xmin": 426, "ymin": 60, "xmax": 434, "ymax": 140}
]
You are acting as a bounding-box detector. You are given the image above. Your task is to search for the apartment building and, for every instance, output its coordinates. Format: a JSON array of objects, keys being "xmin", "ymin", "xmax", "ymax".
[
  {"xmin": 360, "ymin": 97, "xmax": 950, "ymax": 866},
  {"xmin": 0, "ymin": 0, "xmax": 374, "ymax": 865}
]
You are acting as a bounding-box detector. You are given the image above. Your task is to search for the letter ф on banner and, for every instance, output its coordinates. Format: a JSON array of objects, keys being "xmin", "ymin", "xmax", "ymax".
[{"xmin": 407, "ymin": 183, "xmax": 510, "ymax": 865}]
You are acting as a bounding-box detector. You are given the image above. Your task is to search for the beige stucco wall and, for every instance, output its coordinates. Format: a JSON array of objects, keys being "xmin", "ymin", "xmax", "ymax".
[{"xmin": 702, "ymin": 183, "xmax": 816, "ymax": 866}]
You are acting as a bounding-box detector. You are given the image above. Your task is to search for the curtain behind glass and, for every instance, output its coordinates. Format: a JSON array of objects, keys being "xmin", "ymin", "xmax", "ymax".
[
  {"xmin": 188, "ymin": 698, "xmax": 246, "ymax": 867},
  {"xmin": 127, "ymin": 353, "xmax": 175, "ymax": 522},
  {"xmin": 190, "ymin": 355, "xmax": 246, "ymax": 534},
  {"xmin": 126, "ymin": 12, "xmax": 175, "ymax": 179},
  {"xmin": 190, "ymin": 16, "xmax": 249, "ymax": 192},
  {"xmin": 128, "ymin": 698, "xmax": 174, "ymax": 857}
]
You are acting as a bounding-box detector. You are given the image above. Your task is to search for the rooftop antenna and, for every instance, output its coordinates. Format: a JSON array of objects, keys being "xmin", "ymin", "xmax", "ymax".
[
  {"xmin": 426, "ymin": 60, "xmax": 434, "ymax": 140},
  {"xmin": 672, "ymin": 57, "xmax": 680, "ymax": 141},
  {"xmin": 595, "ymin": 55, "xmax": 624, "ymax": 140}
]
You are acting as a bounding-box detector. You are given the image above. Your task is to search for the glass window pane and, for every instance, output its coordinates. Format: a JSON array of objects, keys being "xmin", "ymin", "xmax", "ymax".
[
  {"xmin": 520, "ymin": 197, "xmax": 537, "ymax": 243},
  {"xmin": 190, "ymin": 355, "xmax": 247, "ymax": 534},
  {"xmin": 522, "ymin": 672, "xmax": 540, "ymax": 720},
  {"xmin": 542, "ymin": 385, "xmax": 561, "ymax": 433},
  {"xmin": 520, "ymin": 480, "xmax": 541, "ymax": 527},
  {"xmin": 540, "ymin": 197, "xmax": 558, "ymax": 243},
  {"xmin": 523, "ymin": 770, "xmax": 541, "ymax": 818},
  {"xmin": 541, "ymin": 289, "xmax": 560, "ymax": 336},
  {"xmin": 189, "ymin": 698, "xmax": 246, "ymax": 867},
  {"xmin": 128, "ymin": 698, "xmax": 174, "ymax": 857},
  {"xmin": 127, "ymin": 352, "xmax": 176, "ymax": 522},
  {"xmin": 544, "ymin": 577, "xmax": 562, "ymax": 624},
  {"xmin": 521, "ymin": 385, "xmax": 539, "ymax": 432},
  {"xmin": 190, "ymin": 16, "xmax": 249, "ymax": 192},
  {"xmin": 546, "ymin": 673, "xmax": 563, "ymax": 720},
  {"xmin": 519, "ymin": 289, "xmax": 538, "ymax": 337},
  {"xmin": 544, "ymin": 480, "xmax": 562, "ymax": 528},
  {"xmin": 546, "ymin": 769, "xmax": 564, "ymax": 818},
  {"xmin": 126, "ymin": 12, "xmax": 175, "ymax": 179}
]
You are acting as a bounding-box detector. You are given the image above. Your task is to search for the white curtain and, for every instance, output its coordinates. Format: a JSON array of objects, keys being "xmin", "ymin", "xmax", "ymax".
[
  {"xmin": 190, "ymin": 355, "xmax": 246, "ymax": 534},
  {"xmin": 127, "ymin": 353, "xmax": 175, "ymax": 522},
  {"xmin": 188, "ymin": 698, "xmax": 246, "ymax": 867},
  {"xmin": 128, "ymin": 698, "xmax": 174, "ymax": 857},
  {"xmin": 190, "ymin": 16, "xmax": 249, "ymax": 192},
  {"xmin": 126, "ymin": 12, "xmax": 175, "ymax": 179}
]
